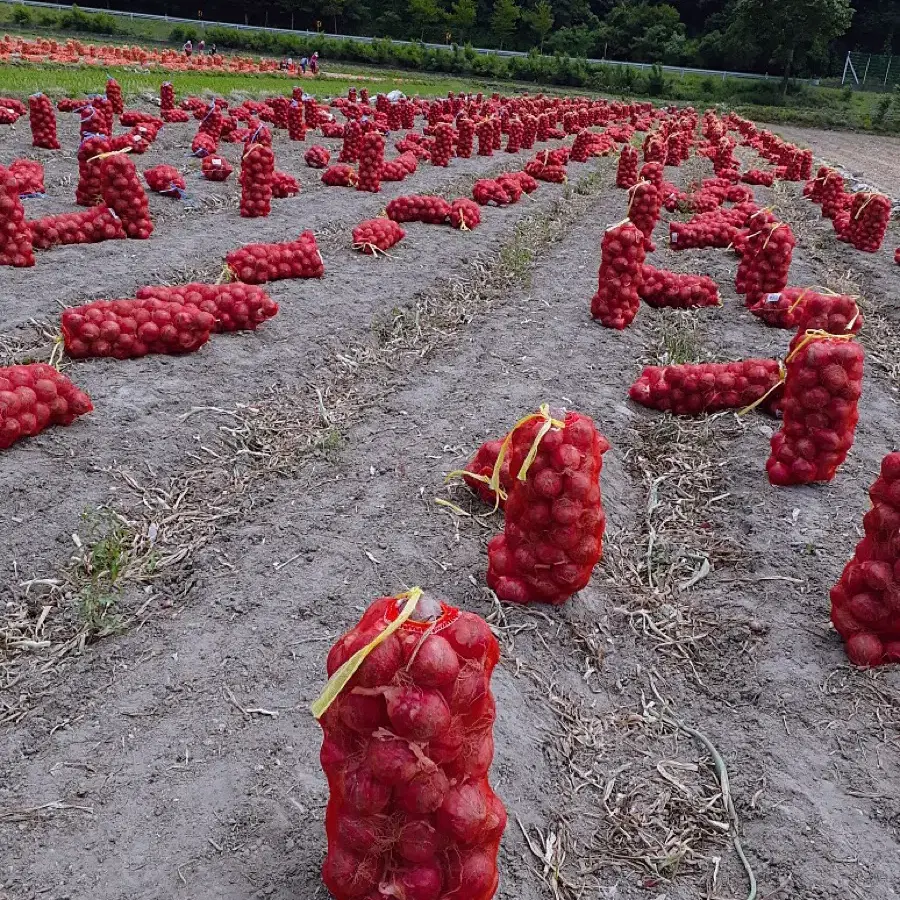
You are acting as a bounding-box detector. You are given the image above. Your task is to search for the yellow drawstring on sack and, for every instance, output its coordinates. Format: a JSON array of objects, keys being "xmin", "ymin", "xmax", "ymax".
[{"xmin": 310, "ymin": 587, "xmax": 422, "ymax": 720}]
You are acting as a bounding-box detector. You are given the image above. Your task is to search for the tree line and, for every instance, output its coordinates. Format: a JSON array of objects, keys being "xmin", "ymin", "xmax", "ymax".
[{"xmin": 55, "ymin": 0, "xmax": 900, "ymax": 79}]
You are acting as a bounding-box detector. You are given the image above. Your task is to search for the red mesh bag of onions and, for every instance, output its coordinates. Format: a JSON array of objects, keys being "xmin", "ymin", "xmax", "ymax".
[
  {"xmin": 135, "ymin": 282, "xmax": 278, "ymax": 333},
  {"xmin": 449, "ymin": 198, "xmax": 481, "ymax": 231},
  {"xmin": 306, "ymin": 146, "xmax": 331, "ymax": 169},
  {"xmin": 357, "ymin": 132, "xmax": 384, "ymax": 193},
  {"xmin": 29, "ymin": 206, "xmax": 126, "ymax": 250},
  {"xmin": 639, "ymin": 265, "xmax": 721, "ymax": 309},
  {"xmin": 352, "ymin": 219, "xmax": 405, "ymax": 255},
  {"xmin": 0, "ymin": 166, "xmax": 35, "ymax": 268},
  {"xmin": 76, "ymin": 136, "xmax": 110, "ymax": 206},
  {"xmin": 239, "ymin": 144, "xmax": 275, "ymax": 218},
  {"xmin": 590, "ymin": 221, "xmax": 645, "ymax": 330},
  {"xmin": 61, "ymin": 298, "xmax": 215, "ymax": 360},
  {"xmin": 766, "ymin": 331, "xmax": 864, "ymax": 486},
  {"xmin": 386, "ymin": 195, "xmax": 451, "ymax": 225},
  {"xmin": 486, "ymin": 406, "xmax": 610, "ymax": 605},
  {"xmin": 323, "ymin": 165, "xmax": 358, "ymax": 188},
  {"xmin": 225, "ymin": 231, "xmax": 324, "ymax": 284},
  {"xmin": 201, "ymin": 155, "xmax": 233, "ymax": 182},
  {"xmin": 272, "ymin": 171, "xmax": 300, "ymax": 199},
  {"xmin": 747, "ymin": 288, "xmax": 863, "ymax": 334},
  {"xmin": 629, "ymin": 359, "xmax": 783, "ymax": 416},
  {"xmin": 453, "ymin": 435, "xmax": 513, "ymax": 508},
  {"xmin": 100, "ymin": 153, "xmax": 153, "ymax": 239},
  {"xmin": 0, "ymin": 363, "xmax": 93, "ymax": 451},
  {"xmin": 627, "ymin": 181, "xmax": 661, "ymax": 251},
  {"xmin": 29, "ymin": 93, "xmax": 59, "ymax": 150},
  {"xmin": 312, "ymin": 587, "xmax": 506, "ymax": 900},
  {"xmin": 830, "ymin": 452, "xmax": 900, "ymax": 668},
  {"xmin": 846, "ymin": 193, "xmax": 891, "ymax": 253},
  {"xmin": 144, "ymin": 165, "xmax": 186, "ymax": 198},
  {"xmin": 616, "ymin": 145, "xmax": 638, "ymax": 189}
]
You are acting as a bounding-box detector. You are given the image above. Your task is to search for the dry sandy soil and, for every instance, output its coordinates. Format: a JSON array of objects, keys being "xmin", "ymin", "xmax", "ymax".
[
  {"xmin": 1, "ymin": 102, "xmax": 899, "ymax": 900},
  {"xmin": 771, "ymin": 125, "xmax": 900, "ymax": 199}
]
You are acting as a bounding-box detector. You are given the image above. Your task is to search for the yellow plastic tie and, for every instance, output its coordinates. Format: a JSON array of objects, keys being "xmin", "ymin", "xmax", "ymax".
[
  {"xmin": 737, "ymin": 363, "xmax": 785, "ymax": 417},
  {"xmin": 310, "ymin": 587, "xmax": 422, "ymax": 720},
  {"xmin": 517, "ymin": 404, "xmax": 565, "ymax": 483},
  {"xmin": 785, "ymin": 329, "xmax": 855, "ymax": 364},
  {"xmin": 87, "ymin": 146, "xmax": 132, "ymax": 163},
  {"xmin": 852, "ymin": 193, "xmax": 876, "ymax": 220}
]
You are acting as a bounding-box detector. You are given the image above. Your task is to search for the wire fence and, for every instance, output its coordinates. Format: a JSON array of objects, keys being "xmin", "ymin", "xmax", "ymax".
[
  {"xmin": 841, "ymin": 51, "xmax": 900, "ymax": 91},
  {"xmin": 1, "ymin": 0, "xmax": 810, "ymax": 84}
]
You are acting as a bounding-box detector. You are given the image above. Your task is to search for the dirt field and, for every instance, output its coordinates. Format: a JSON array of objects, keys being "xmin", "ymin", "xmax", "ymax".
[
  {"xmin": 771, "ymin": 125, "xmax": 900, "ymax": 198},
  {"xmin": 1, "ymin": 105, "xmax": 899, "ymax": 900}
]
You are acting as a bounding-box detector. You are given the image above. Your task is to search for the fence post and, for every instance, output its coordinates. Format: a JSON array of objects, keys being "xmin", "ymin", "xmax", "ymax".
[
  {"xmin": 884, "ymin": 56, "xmax": 892, "ymax": 87},
  {"xmin": 862, "ymin": 55, "xmax": 870, "ymax": 85},
  {"xmin": 841, "ymin": 51, "xmax": 850, "ymax": 85}
]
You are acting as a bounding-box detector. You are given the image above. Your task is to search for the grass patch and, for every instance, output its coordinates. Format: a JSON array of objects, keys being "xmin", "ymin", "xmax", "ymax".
[
  {"xmin": 71, "ymin": 509, "xmax": 145, "ymax": 638},
  {"xmin": 0, "ymin": 60, "xmax": 477, "ymax": 100}
]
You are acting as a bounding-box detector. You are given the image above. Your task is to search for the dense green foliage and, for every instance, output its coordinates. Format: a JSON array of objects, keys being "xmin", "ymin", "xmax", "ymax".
[{"xmin": 51, "ymin": 0, "xmax": 888, "ymax": 78}]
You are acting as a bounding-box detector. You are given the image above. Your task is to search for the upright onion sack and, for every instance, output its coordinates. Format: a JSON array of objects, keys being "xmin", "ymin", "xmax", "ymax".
[
  {"xmin": 766, "ymin": 332, "xmax": 864, "ymax": 486},
  {"xmin": 76, "ymin": 135, "xmax": 110, "ymax": 206},
  {"xmin": 590, "ymin": 221, "xmax": 645, "ymax": 330},
  {"xmin": 357, "ymin": 132, "xmax": 384, "ymax": 193},
  {"xmin": 314, "ymin": 588, "xmax": 505, "ymax": 900},
  {"xmin": 239, "ymin": 144, "xmax": 275, "ymax": 218},
  {"xmin": 28, "ymin": 93, "xmax": 59, "ymax": 150},
  {"xmin": 616, "ymin": 145, "xmax": 638, "ymax": 189},
  {"xmin": 627, "ymin": 181, "xmax": 661, "ymax": 251},
  {"xmin": 629, "ymin": 359, "xmax": 782, "ymax": 416},
  {"xmin": 100, "ymin": 153, "xmax": 153, "ymax": 239},
  {"xmin": 846, "ymin": 193, "xmax": 891, "ymax": 253},
  {"xmin": 487, "ymin": 407, "xmax": 610, "ymax": 605},
  {"xmin": 0, "ymin": 363, "xmax": 93, "ymax": 450},
  {"xmin": 225, "ymin": 231, "xmax": 324, "ymax": 284},
  {"xmin": 0, "ymin": 166, "xmax": 35, "ymax": 268},
  {"xmin": 830, "ymin": 452, "xmax": 900, "ymax": 668},
  {"xmin": 61, "ymin": 298, "xmax": 215, "ymax": 360}
]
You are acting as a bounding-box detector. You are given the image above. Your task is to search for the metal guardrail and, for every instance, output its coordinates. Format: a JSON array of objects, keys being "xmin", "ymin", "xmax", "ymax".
[{"xmin": 1, "ymin": 0, "xmax": 803, "ymax": 83}]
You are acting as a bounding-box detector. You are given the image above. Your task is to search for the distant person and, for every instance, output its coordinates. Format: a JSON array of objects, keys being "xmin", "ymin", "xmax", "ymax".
[
  {"xmin": 209, "ymin": 43, "xmax": 216, "ymax": 55},
  {"xmin": 198, "ymin": 39, "xmax": 205, "ymax": 54},
  {"xmin": 300, "ymin": 56, "xmax": 309, "ymax": 74},
  {"xmin": 183, "ymin": 39, "xmax": 193, "ymax": 57},
  {"xmin": 310, "ymin": 51, "xmax": 319, "ymax": 74}
]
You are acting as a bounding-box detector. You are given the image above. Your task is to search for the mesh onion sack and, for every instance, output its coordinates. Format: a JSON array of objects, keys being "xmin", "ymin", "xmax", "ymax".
[
  {"xmin": 431, "ymin": 123, "xmax": 455, "ymax": 167},
  {"xmin": 830, "ymin": 452, "xmax": 900, "ymax": 667},
  {"xmin": 201, "ymin": 155, "xmax": 233, "ymax": 181},
  {"xmin": 29, "ymin": 206, "xmax": 126, "ymax": 250},
  {"xmin": 312, "ymin": 588, "xmax": 505, "ymax": 900},
  {"xmin": 486, "ymin": 406, "xmax": 610, "ymax": 605},
  {"xmin": 0, "ymin": 363, "xmax": 93, "ymax": 450},
  {"xmin": 100, "ymin": 153, "xmax": 153, "ymax": 239},
  {"xmin": 135, "ymin": 282, "xmax": 278, "ymax": 333},
  {"xmin": 734, "ymin": 221, "xmax": 795, "ymax": 299},
  {"xmin": 846, "ymin": 193, "xmax": 891, "ymax": 253},
  {"xmin": 225, "ymin": 231, "xmax": 324, "ymax": 284},
  {"xmin": 0, "ymin": 166, "xmax": 35, "ymax": 267},
  {"xmin": 61, "ymin": 297, "xmax": 215, "ymax": 359},
  {"xmin": 590, "ymin": 221, "xmax": 645, "ymax": 330},
  {"xmin": 616, "ymin": 145, "xmax": 638, "ymax": 189},
  {"xmin": 629, "ymin": 360, "xmax": 782, "ymax": 416},
  {"xmin": 306, "ymin": 146, "xmax": 331, "ymax": 169},
  {"xmin": 323, "ymin": 165, "xmax": 358, "ymax": 188},
  {"xmin": 352, "ymin": 218, "xmax": 405, "ymax": 255},
  {"xmin": 386, "ymin": 195, "xmax": 451, "ymax": 225},
  {"xmin": 357, "ymin": 132, "xmax": 384, "ymax": 193},
  {"xmin": 456, "ymin": 116, "xmax": 474, "ymax": 158},
  {"xmin": 747, "ymin": 288, "xmax": 863, "ymax": 334},
  {"xmin": 272, "ymin": 171, "xmax": 300, "ymax": 199},
  {"xmin": 450, "ymin": 198, "xmax": 481, "ymax": 231},
  {"xmin": 627, "ymin": 181, "xmax": 661, "ymax": 251},
  {"xmin": 459, "ymin": 435, "xmax": 512, "ymax": 508},
  {"xmin": 75, "ymin": 135, "xmax": 110, "ymax": 206},
  {"xmin": 639, "ymin": 266, "xmax": 720, "ymax": 309},
  {"xmin": 239, "ymin": 144, "xmax": 275, "ymax": 218},
  {"xmin": 9, "ymin": 159, "xmax": 44, "ymax": 196},
  {"xmin": 29, "ymin": 93, "xmax": 59, "ymax": 150},
  {"xmin": 105, "ymin": 76, "xmax": 124, "ymax": 116},
  {"xmin": 144, "ymin": 165, "xmax": 186, "ymax": 197},
  {"xmin": 766, "ymin": 332, "xmax": 864, "ymax": 486}
]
